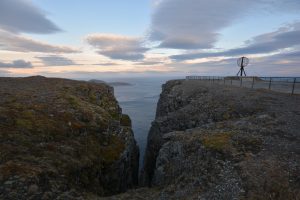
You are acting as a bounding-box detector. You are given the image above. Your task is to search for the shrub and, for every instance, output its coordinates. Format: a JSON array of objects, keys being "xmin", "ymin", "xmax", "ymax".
[{"xmin": 120, "ymin": 114, "xmax": 131, "ymax": 127}]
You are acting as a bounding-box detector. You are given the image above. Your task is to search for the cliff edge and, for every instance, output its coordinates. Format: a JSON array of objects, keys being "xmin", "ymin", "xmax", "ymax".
[
  {"xmin": 138, "ymin": 79, "xmax": 300, "ymax": 199},
  {"xmin": 0, "ymin": 76, "xmax": 139, "ymax": 199}
]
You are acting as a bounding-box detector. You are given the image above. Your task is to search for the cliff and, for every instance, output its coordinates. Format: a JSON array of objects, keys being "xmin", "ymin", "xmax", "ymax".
[
  {"xmin": 0, "ymin": 76, "xmax": 139, "ymax": 199},
  {"xmin": 137, "ymin": 80, "xmax": 300, "ymax": 199},
  {"xmin": 2, "ymin": 77, "xmax": 299, "ymax": 200}
]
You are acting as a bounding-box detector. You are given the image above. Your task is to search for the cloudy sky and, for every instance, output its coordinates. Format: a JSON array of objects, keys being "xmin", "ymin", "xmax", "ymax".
[{"xmin": 0, "ymin": 0, "xmax": 299, "ymax": 78}]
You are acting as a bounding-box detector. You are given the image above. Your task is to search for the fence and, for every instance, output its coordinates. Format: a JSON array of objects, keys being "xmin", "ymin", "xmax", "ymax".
[{"xmin": 186, "ymin": 76, "xmax": 300, "ymax": 95}]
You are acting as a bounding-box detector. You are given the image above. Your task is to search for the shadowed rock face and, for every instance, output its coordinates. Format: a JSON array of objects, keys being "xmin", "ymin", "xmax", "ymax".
[
  {"xmin": 137, "ymin": 80, "xmax": 300, "ymax": 199},
  {"xmin": 0, "ymin": 76, "xmax": 139, "ymax": 199}
]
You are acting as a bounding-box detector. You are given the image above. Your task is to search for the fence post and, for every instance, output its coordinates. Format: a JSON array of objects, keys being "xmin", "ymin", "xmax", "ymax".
[
  {"xmin": 231, "ymin": 79, "xmax": 232, "ymax": 85},
  {"xmin": 252, "ymin": 77, "xmax": 255, "ymax": 89},
  {"xmin": 224, "ymin": 78, "xmax": 225, "ymax": 85},
  {"xmin": 292, "ymin": 78, "xmax": 296, "ymax": 95},
  {"xmin": 268, "ymin": 77, "xmax": 272, "ymax": 90}
]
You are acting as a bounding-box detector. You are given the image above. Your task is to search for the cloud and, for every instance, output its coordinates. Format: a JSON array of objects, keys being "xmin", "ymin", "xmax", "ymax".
[
  {"xmin": 0, "ymin": 59, "xmax": 33, "ymax": 68},
  {"xmin": 0, "ymin": 0, "xmax": 61, "ymax": 34},
  {"xmin": 134, "ymin": 61, "xmax": 164, "ymax": 66},
  {"xmin": 86, "ymin": 34, "xmax": 149, "ymax": 61},
  {"xmin": 260, "ymin": 0, "xmax": 300, "ymax": 12},
  {"xmin": 244, "ymin": 52, "xmax": 300, "ymax": 75},
  {"xmin": 92, "ymin": 62, "xmax": 120, "ymax": 66},
  {"xmin": 0, "ymin": 69, "xmax": 11, "ymax": 76},
  {"xmin": 36, "ymin": 55, "xmax": 77, "ymax": 66},
  {"xmin": 35, "ymin": 70, "xmax": 181, "ymax": 80},
  {"xmin": 167, "ymin": 58, "xmax": 237, "ymax": 72},
  {"xmin": 253, "ymin": 50, "xmax": 300, "ymax": 67},
  {"xmin": 171, "ymin": 22, "xmax": 300, "ymax": 61},
  {"xmin": 150, "ymin": 0, "xmax": 300, "ymax": 50},
  {"xmin": 0, "ymin": 30, "xmax": 79, "ymax": 53},
  {"xmin": 150, "ymin": 0, "xmax": 257, "ymax": 49},
  {"xmin": 277, "ymin": 50, "xmax": 300, "ymax": 59},
  {"xmin": 169, "ymin": 51, "xmax": 300, "ymax": 76}
]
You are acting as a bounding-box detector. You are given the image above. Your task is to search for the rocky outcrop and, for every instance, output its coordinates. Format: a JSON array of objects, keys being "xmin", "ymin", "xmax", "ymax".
[
  {"xmin": 139, "ymin": 79, "xmax": 300, "ymax": 199},
  {"xmin": 1, "ymin": 77, "xmax": 299, "ymax": 200},
  {"xmin": 0, "ymin": 76, "xmax": 139, "ymax": 199}
]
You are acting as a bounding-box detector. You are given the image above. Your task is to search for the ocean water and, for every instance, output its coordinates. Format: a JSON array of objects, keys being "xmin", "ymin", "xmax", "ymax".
[{"xmin": 105, "ymin": 77, "xmax": 179, "ymax": 168}]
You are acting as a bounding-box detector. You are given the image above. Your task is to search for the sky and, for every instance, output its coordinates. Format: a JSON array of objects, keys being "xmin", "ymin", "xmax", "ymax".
[{"xmin": 0, "ymin": 0, "xmax": 300, "ymax": 79}]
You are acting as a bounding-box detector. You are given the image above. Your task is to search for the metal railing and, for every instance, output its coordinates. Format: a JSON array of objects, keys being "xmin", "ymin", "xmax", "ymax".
[{"xmin": 186, "ymin": 76, "xmax": 300, "ymax": 95}]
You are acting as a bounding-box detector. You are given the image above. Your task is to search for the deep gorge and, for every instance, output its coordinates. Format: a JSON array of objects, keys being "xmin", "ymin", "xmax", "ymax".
[{"xmin": 0, "ymin": 77, "xmax": 299, "ymax": 200}]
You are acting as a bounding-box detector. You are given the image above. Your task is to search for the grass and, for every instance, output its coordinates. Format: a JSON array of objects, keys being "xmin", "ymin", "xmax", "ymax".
[
  {"xmin": 120, "ymin": 114, "xmax": 131, "ymax": 127},
  {"xmin": 15, "ymin": 118, "xmax": 33, "ymax": 130},
  {"xmin": 110, "ymin": 112, "xmax": 120, "ymax": 120},
  {"xmin": 201, "ymin": 132, "xmax": 235, "ymax": 152},
  {"xmin": 0, "ymin": 77, "xmax": 133, "ymax": 195},
  {"xmin": 89, "ymin": 92, "xmax": 97, "ymax": 104},
  {"xmin": 66, "ymin": 95, "xmax": 80, "ymax": 108},
  {"xmin": 100, "ymin": 135, "xmax": 125, "ymax": 164},
  {"xmin": 222, "ymin": 112, "xmax": 231, "ymax": 120},
  {"xmin": 0, "ymin": 161, "xmax": 42, "ymax": 179}
]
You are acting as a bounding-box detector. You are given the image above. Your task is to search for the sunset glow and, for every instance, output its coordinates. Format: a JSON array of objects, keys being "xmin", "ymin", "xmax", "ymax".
[{"xmin": 1, "ymin": 0, "xmax": 300, "ymax": 78}]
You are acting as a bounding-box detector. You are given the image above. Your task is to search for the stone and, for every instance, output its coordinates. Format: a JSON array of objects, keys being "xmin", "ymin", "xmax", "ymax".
[
  {"xmin": 140, "ymin": 79, "xmax": 300, "ymax": 199},
  {"xmin": 28, "ymin": 184, "xmax": 39, "ymax": 194},
  {"xmin": 42, "ymin": 192, "xmax": 53, "ymax": 200},
  {"xmin": 4, "ymin": 180, "xmax": 14, "ymax": 185}
]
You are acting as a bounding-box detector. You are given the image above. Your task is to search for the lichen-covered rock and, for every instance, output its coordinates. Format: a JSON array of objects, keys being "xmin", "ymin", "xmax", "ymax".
[
  {"xmin": 0, "ymin": 76, "xmax": 139, "ymax": 199},
  {"xmin": 139, "ymin": 80, "xmax": 300, "ymax": 199}
]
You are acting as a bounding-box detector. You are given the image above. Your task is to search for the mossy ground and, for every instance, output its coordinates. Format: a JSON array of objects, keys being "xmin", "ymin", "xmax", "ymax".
[
  {"xmin": 201, "ymin": 131, "xmax": 235, "ymax": 153},
  {"xmin": 120, "ymin": 114, "xmax": 131, "ymax": 127},
  {"xmin": 0, "ymin": 76, "xmax": 130, "ymax": 196}
]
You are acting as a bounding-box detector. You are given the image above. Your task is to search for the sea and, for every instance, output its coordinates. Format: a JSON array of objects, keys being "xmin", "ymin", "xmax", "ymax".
[{"xmin": 103, "ymin": 76, "xmax": 181, "ymax": 168}]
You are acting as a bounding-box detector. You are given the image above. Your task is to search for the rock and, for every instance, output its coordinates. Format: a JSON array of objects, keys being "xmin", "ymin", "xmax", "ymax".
[
  {"xmin": 28, "ymin": 184, "xmax": 39, "ymax": 194},
  {"xmin": 4, "ymin": 180, "xmax": 14, "ymax": 185},
  {"xmin": 2, "ymin": 77, "xmax": 300, "ymax": 199},
  {"xmin": 42, "ymin": 192, "xmax": 53, "ymax": 200},
  {"xmin": 139, "ymin": 80, "xmax": 300, "ymax": 199},
  {"xmin": 0, "ymin": 76, "xmax": 139, "ymax": 199},
  {"xmin": 257, "ymin": 114, "xmax": 270, "ymax": 119}
]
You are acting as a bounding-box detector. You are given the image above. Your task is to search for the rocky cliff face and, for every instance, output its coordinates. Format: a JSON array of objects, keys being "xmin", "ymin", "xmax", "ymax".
[
  {"xmin": 0, "ymin": 76, "xmax": 139, "ymax": 199},
  {"xmin": 138, "ymin": 80, "xmax": 300, "ymax": 199}
]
